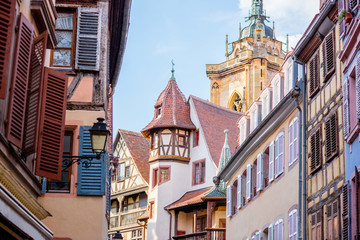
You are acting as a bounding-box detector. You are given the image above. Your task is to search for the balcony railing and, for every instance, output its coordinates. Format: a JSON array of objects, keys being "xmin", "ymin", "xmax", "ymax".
[{"xmin": 172, "ymin": 228, "xmax": 226, "ymax": 240}]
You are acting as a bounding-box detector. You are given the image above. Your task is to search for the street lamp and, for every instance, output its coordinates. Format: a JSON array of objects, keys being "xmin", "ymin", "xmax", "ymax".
[
  {"xmin": 113, "ymin": 231, "xmax": 123, "ymax": 240},
  {"xmin": 62, "ymin": 117, "xmax": 110, "ymax": 170}
]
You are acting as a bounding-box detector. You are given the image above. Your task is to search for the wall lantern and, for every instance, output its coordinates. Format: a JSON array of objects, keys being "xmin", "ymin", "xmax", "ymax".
[
  {"xmin": 113, "ymin": 231, "xmax": 123, "ymax": 240},
  {"xmin": 63, "ymin": 117, "xmax": 110, "ymax": 170}
]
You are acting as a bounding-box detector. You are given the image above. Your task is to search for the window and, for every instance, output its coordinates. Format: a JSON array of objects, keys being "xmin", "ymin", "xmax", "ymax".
[
  {"xmin": 289, "ymin": 210, "xmax": 297, "ymax": 240},
  {"xmin": 262, "ymin": 147, "xmax": 270, "ymax": 188},
  {"xmin": 179, "ymin": 135, "xmax": 185, "ymax": 146},
  {"xmin": 246, "ymin": 164, "xmax": 252, "ymax": 200},
  {"xmin": 256, "ymin": 153, "xmax": 263, "ymax": 192},
  {"xmin": 193, "ymin": 129, "xmax": 199, "ymax": 147},
  {"xmin": 288, "ymin": 117, "xmax": 299, "ymax": 166},
  {"xmin": 51, "ymin": 11, "xmax": 75, "ymax": 67},
  {"xmin": 118, "ymin": 162, "xmax": 125, "ymax": 181},
  {"xmin": 46, "ymin": 131, "xmax": 72, "ymax": 192},
  {"xmin": 310, "ymin": 128, "xmax": 322, "ymax": 173},
  {"xmin": 323, "ymin": 31, "xmax": 335, "ymax": 82},
  {"xmin": 274, "ymin": 132, "xmax": 284, "ymax": 177},
  {"xmin": 325, "ymin": 113, "xmax": 338, "ymax": 162},
  {"xmin": 285, "ymin": 65, "xmax": 293, "ymax": 95},
  {"xmin": 274, "ymin": 219, "xmax": 284, "ymax": 240},
  {"xmin": 269, "ymin": 141, "xmax": 275, "ymax": 182},
  {"xmin": 196, "ymin": 216, "xmax": 206, "ymax": 232},
  {"xmin": 211, "ymin": 82, "xmax": 220, "ymax": 105},
  {"xmin": 132, "ymin": 230, "xmax": 137, "ymax": 239},
  {"xmin": 226, "ymin": 185, "xmax": 233, "ymax": 217},
  {"xmin": 149, "ymin": 201, "xmax": 154, "ymax": 219},
  {"xmin": 156, "ymin": 107, "xmax": 161, "ymax": 117},
  {"xmin": 309, "ymin": 52, "xmax": 320, "ymax": 97},
  {"xmin": 193, "ymin": 161, "xmax": 205, "ymax": 185},
  {"xmin": 138, "ymin": 230, "xmax": 143, "ymax": 237},
  {"xmin": 160, "ymin": 167, "xmax": 170, "ymax": 183},
  {"xmin": 237, "ymin": 174, "xmax": 242, "ymax": 209},
  {"xmin": 125, "ymin": 166, "xmax": 130, "ymax": 178},
  {"xmin": 111, "ymin": 199, "xmax": 119, "ymax": 215},
  {"xmin": 239, "ymin": 117, "xmax": 250, "ymax": 146},
  {"xmin": 311, "ymin": 209, "xmax": 323, "ymax": 240},
  {"xmin": 151, "ymin": 133, "xmax": 158, "ymax": 149},
  {"xmin": 231, "ymin": 180, "xmax": 238, "ymax": 215},
  {"xmin": 327, "ymin": 198, "xmax": 340, "ymax": 240},
  {"xmin": 153, "ymin": 169, "xmax": 158, "ymax": 187}
]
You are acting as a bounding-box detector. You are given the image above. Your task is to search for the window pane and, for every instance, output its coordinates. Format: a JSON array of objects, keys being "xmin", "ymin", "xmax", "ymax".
[
  {"xmin": 55, "ymin": 31, "xmax": 73, "ymax": 48},
  {"xmin": 63, "ymin": 134, "xmax": 71, "ymax": 152},
  {"xmin": 160, "ymin": 168, "xmax": 169, "ymax": 182},
  {"xmin": 52, "ymin": 49, "xmax": 71, "ymax": 66},
  {"xmin": 56, "ymin": 13, "xmax": 74, "ymax": 30}
]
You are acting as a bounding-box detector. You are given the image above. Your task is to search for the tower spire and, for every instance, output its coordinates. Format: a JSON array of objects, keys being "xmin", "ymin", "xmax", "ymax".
[
  {"xmin": 286, "ymin": 34, "xmax": 289, "ymax": 53},
  {"xmin": 239, "ymin": 22, "xmax": 242, "ymax": 40},
  {"xmin": 219, "ymin": 129, "xmax": 231, "ymax": 171},
  {"xmin": 225, "ymin": 34, "xmax": 229, "ymax": 57},
  {"xmin": 272, "ymin": 21, "xmax": 275, "ymax": 39},
  {"xmin": 171, "ymin": 59, "xmax": 175, "ymax": 79}
]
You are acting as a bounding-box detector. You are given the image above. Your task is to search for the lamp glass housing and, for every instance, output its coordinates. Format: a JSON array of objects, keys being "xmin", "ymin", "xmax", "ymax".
[{"xmin": 89, "ymin": 117, "xmax": 109, "ymax": 154}]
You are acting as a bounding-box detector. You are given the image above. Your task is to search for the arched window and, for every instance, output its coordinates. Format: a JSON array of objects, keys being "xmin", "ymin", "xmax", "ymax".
[
  {"xmin": 229, "ymin": 92, "xmax": 242, "ymax": 112},
  {"xmin": 211, "ymin": 82, "xmax": 220, "ymax": 105}
]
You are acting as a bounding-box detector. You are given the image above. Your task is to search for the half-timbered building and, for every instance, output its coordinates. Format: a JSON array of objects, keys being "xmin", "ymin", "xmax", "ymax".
[
  {"xmin": 140, "ymin": 71, "xmax": 242, "ymax": 240},
  {"xmin": 110, "ymin": 129, "xmax": 150, "ymax": 240}
]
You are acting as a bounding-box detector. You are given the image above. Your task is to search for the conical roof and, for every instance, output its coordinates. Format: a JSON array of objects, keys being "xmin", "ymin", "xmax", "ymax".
[{"xmin": 141, "ymin": 77, "xmax": 195, "ymax": 138}]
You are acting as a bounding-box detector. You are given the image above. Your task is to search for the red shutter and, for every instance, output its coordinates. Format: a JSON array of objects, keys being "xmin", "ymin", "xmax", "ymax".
[
  {"xmin": 6, "ymin": 14, "xmax": 34, "ymax": 148},
  {"xmin": 0, "ymin": 0, "xmax": 16, "ymax": 99},
  {"xmin": 35, "ymin": 67, "xmax": 68, "ymax": 180},
  {"xmin": 23, "ymin": 31, "xmax": 48, "ymax": 156},
  {"xmin": 343, "ymin": 77, "xmax": 350, "ymax": 139},
  {"xmin": 356, "ymin": 56, "xmax": 360, "ymax": 120}
]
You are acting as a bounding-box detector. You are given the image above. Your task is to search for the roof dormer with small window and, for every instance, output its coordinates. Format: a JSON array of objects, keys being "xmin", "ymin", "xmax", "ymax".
[
  {"xmin": 238, "ymin": 115, "xmax": 250, "ymax": 146},
  {"xmin": 249, "ymin": 101, "xmax": 262, "ymax": 132},
  {"xmin": 259, "ymin": 87, "xmax": 273, "ymax": 120},
  {"xmin": 271, "ymin": 72, "xmax": 284, "ymax": 107}
]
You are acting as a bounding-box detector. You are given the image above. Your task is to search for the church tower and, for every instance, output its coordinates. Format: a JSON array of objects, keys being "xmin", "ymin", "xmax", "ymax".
[{"xmin": 206, "ymin": 0, "xmax": 286, "ymax": 112}]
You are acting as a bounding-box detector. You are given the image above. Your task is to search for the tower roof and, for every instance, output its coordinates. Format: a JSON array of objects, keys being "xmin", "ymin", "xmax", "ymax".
[
  {"xmin": 141, "ymin": 77, "xmax": 195, "ymax": 138},
  {"xmin": 240, "ymin": 0, "xmax": 274, "ymax": 39}
]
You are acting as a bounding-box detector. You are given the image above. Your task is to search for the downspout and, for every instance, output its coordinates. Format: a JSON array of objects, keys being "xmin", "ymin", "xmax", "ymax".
[
  {"xmin": 166, "ymin": 209, "xmax": 172, "ymax": 240},
  {"xmin": 302, "ymin": 62, "xmax": 307, "ymax": 240},
  {"xmin": 291, "ymin": 57, "xmax": 302, "ymax": 240}
]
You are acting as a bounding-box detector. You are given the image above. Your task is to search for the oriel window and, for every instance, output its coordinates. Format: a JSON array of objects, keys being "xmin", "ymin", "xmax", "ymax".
[
  {"xmin": 160, "ymin": 167, "xmax": 169, "ymax": 183},
  {"xmin": 51, "ymin": 11, "xmax": 76, "ymax": 67}
]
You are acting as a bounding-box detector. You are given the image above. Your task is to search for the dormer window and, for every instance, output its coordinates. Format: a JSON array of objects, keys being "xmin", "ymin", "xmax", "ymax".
[
  {"xmin": 156, "ymin": 107, "xmax": 161, "ymax": 118},
  {"xmin": 151, "ymin": 133, "xmax": 158, "ymax": 149}
]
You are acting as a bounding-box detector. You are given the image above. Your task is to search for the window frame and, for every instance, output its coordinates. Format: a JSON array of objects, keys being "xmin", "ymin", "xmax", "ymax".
[
  {"xmin": 310, "ymin": 127, "xmax": 322, "ymax": 174},
  {"xmin": 325, "ymin": 113, "xmax": 339, "ymax": 162},
  {"xmin": 288, "ymin": 117, "xmax": 299, "ymax": 166},
  {"xmin": 326, "ymin": 198, "xmax": 340, "ymax": 240},
  {"xmin": 288, "ymin": 209, "xmax": 298, "ymax": 240},
  {"xmin": 159, "ymin": 167, "xmax": 170, "ymax": 184},
  {"xmin": 311, "ymin": 208, "xmax": 323, "ymax": 240},
  {"xmin": 309, "ymin": 51, "xmax": 320, "ymax": 98},
  {"xmin": 193, "ymin": 129, "xmax": 199, "ymax": 147},
  {"xmin": 192, "ymin": 160, "xmax": 206, "ymax": 185},
  {"xmin": 117, "ymin": 162, "xmax": 125, "ymax": 181},
  {"xmin": 50, "ymin": 10, "xmax": 76, "ymax": 68},
  {"xmin": 274, "ymin": 132, "xmax": 285, "ymax": 177}
]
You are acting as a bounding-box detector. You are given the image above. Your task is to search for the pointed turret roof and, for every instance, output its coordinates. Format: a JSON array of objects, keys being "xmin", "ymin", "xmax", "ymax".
[
  {"xmin": 141, "ymin": 76, "xmax": 195, "ymax": 138},
  {"xmin": 219, "ymin": 129, "xmax": 231, "ymax": 171}
]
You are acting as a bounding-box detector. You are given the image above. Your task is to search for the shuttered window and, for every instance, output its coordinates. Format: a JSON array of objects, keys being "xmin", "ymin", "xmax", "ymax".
[
  {"xmin": 326, "ymin": 198, "xmax": 340, "ymax": 240},
  {"xmin": 268, "ymin": 224, "xmax": 273, "ymax": 240},
  {"xmin": 309, "ymin": 52, "xmax": 320, "ymax": 97},
  {"xmin": 246, "ymin": 164, "xmax": 252, "ymax": 200},
  {"xmin": 311, "ymin": 209, "xmax": 323, "ymax": 240},
  {"xmin": 310, "ymin": 128, "xmax": 322, "ymax": 173},
  {"xmin": 75, "ymin": 7, "xmax": 101, "ymax": 71},
  {"xmin": 237, "ymin": 174, "xmax": 242, "ymax": 209},
  {"xmin": 349, "ymin": 0, "xmax": 359, "ymax": 12},
  {"xmin": 275, "ymin": 132, "xmax": 284, "ymax": 177},
  {"xmin": 256, "ymin": 153, "xmax": 263, "ymax": 192},
  {"xmin": 6, "ymin": 14, "xmax": 34, "ymax": 148},
  {"xmin": 23, "ymin": 31, "xmax": 48, "ymax": 156},
  {"xmin": 35, "ymin": 67, "xmax": 68, "ymax": 180},
  {"xmin": 342, "ymin": 183, "xmax": 350, "ymax": 240},
  {"xmin": 274, "ymin": 219, "xmax": 284, "ymax": 240},
  {"xmin": 325, "ymin": 113, "xmax": 338, "ymax": 162},
  {"xmin": 0, "ymin": 0, "xmax": 16, "ymax": 99},
  {"xmin": 289, "ymin": 117, "xmax": 299, "ymax": 166},
  {"xmin": 51, "ymin": 11, "xmax": 76, "ymax": 67},
  {"xmin": 269, "ymin": 141, "xmax": 275, "ymax": 182},
  {"xmin": 78, "ymin": 126, "xmax": 105, "ymax": 195},
  {"xmin": 323, "ymin": 31, "xmax": 335, "ymax": 82},
  {"xmin": 289, "ymin": 210, "xmax": 297, "ymax": 240},
  {"xmin": 226, "ymin": 185, "xmax": 233, "ymax": 217},
  {"xmin": 338, "ymin": 0, "xmax": 346, "ymax": 36}
]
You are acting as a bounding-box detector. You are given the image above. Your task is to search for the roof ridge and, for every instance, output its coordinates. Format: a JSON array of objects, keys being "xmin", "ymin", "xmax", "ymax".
[
  {"xmin": 119, "ymin": 129, "xmax": 144, "ymax": 136},
  {"xmin": 190, "ymin": 95, "xmax": 243, "ymax": 116}
]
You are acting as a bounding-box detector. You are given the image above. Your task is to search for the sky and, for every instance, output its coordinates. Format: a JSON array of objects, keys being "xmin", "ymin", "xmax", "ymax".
[{"xmin": 113, "ymin": 0, "xmax": 319, "ymax": 135}]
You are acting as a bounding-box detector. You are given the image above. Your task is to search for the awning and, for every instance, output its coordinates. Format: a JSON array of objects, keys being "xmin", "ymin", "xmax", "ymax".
[{"xmin": 165, "ymin": 187, "xmax": 211, "ymax": 211}]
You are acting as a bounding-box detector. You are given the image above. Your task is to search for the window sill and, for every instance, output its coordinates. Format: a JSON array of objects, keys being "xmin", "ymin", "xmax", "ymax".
[{"xmin": 347, "ymin": 122, "xmax": 360, "ymax": 145}]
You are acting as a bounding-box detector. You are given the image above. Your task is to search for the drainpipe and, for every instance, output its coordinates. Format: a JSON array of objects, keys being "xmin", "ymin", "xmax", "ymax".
[
  {"xmin": 166, "ymin": 209, "xmax": 172, "ymax": 240},
  {"xmin": 291, "ymin": 57, "xmax": 302, "ymax": 240},
  {"xmin": 302, "ymin": 63, "xmax": 307, "ymax": 240}
]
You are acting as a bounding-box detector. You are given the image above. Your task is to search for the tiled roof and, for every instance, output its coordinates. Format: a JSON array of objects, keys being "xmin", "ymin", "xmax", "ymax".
[
  {"xmin": 191, "ymin": 95, "xmax": 243, "ymax": 167},
  {"xmin": 202, "ymin": 183, "xmax": 226, "ymax": 199},
  {"xmin": 166, "ymin": 187, "xmax": 211, "ymax": 210},
  {"xmin": 141, "ymin": 78, "xmax": 196, "ymax": 137},
  {"xmin": 119, "ymin": 129, "xmax": 150, "ymax": 183}
]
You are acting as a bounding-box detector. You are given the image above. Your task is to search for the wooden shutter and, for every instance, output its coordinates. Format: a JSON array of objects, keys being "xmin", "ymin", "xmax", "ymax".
[
  {"xmin": 279, "ymin": 133, "xmax": 284, "ymax": 175},
  {"xmin": 269, "ymin": 141, "xmax": 275, "ymax": 182},
  {"xmin": 294, "ymin": 118, "xmax": 299, "ymax": 162},
  {"xmin": 237, "ymin": 175, "xmax": 242, "ymax": 209},
  {"xmin": 6, "ymin": 14, "xmax": 34, "ymax": 148},
  {"xmin": 23, "ymin": 31, "xmax": 48, "ymax": 155},
  {"xmin": 349, "ymin": 0, "xmax": 359, "ymax": 11},
  {"xmin": 289, "ymin": 121, "xmax": 294, "ymax": 165},
  {"xmin": 323, "ymin": 31, "xmax": 335, "ymax": 82},
  {"xmin": 78, "ymin": 126, "xmax": 105, "ymax": 195},
  {"xmin": 343, "ymin": 76, "xmax": 350, "ymax": 139},
  {"xmin": 75, "ymin": 7, "xmax": 101, "ymax": 71},
  {"xmin": 268, "ymin": 224, "xmax": 273, "ymax": 240},
  {"xmin": 310, "ymin": 128, "xmax": 322, "ymax": 173},
  {"xmin": 256, "ymin": 153, "xmax": 263, "ymax": 191},
  {"xmin": 325, "ymin": 113, "xmax": 338, "ymax": 161},
  {"xmin": 356, "ymin": 56, "xmax": 360, "ymax": 120},
  {"xmin": 35, "ymin": 67, "xmax": 67, "ymax": 180},
  {"xmin": 0, "ymin": 0, "xmax": 16, "ymax": 99},
  {"xmin": 274, "ymin": 137, "xmax": 279, "ymax": 177},
  {"xmin": 246, "ymin": 164, "xmax": 252, "ymax": 200},
  {"xmin": 309, "ymin": 53, "xmax": 320, "ymax": 97},
  {"xmin": 342, "ymin": 182, "xmax": 350, "ymax": 240},
  {"xmin": 226, "ymin": 185, "xmax": 232, "ymax": 217}
]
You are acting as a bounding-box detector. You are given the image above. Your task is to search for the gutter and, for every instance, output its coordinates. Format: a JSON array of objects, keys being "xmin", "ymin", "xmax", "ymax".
[{"xmin": 293, "ymin": 0, "xmax": 336, "ymax": 61}]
